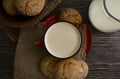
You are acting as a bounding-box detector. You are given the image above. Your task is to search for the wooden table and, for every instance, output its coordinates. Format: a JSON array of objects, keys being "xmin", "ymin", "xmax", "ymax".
[{"xmin": 0, "ymin": 0, "xmax": 120, "ymax": 79}]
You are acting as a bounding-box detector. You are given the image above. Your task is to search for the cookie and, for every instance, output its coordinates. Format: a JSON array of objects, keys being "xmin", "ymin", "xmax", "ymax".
[
  {"xmin": 55, "ymin": 58, "xmax": 88, "ymax": 79},
  {"xmin": 2, "ymin": 0, "xmax": 17, "ymax": 16},
  {"xmin": 59, "ymin": 8, "xmax": 82, "ymax": 25},
  {"xmin": 15, "ymin": 0, "xmax": 45, "ymax": 16},
  {"xmin": 79, "ymin": 60, "xmax": 89, "ymax": 78},
  {"xmin": 40, "ymin": 56, "xmax": 58, "ymax": 78}
]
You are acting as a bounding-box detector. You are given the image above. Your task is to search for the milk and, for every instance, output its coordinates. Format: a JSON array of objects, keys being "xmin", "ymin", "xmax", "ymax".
[
  {"xmin": 45, "ymin": 22, "xmax": 81, "ymax": 58},
  {"xmin": 103, "ymin": 0, "xmax": 120, "ymax": 23},
  {"xmin": 89, "ymin": 0, "xmax": 120, "ymax": 32}
]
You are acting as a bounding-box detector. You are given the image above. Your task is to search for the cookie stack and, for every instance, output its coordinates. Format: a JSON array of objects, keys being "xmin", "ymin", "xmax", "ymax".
[{"xmin": 2, "ymin": 0, "xmax": 45, "ymax": 16}]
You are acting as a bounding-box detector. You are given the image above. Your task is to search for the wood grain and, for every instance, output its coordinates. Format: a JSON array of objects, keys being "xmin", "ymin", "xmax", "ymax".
[
  {"xmin": 0, "ymin": 0, "xmax": 120, "ymax": 79},
  {"xmin": 0, "ymin": 25, "xmax": 19, "ymax": 43}
]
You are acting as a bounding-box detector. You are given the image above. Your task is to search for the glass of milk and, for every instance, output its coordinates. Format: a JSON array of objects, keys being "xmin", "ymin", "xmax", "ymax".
[
  {"xmin": 44, "ymin": 22, "xmax": 82, "ymax": 58},
  {"xmin": 89, "ymin": 0, "xmax": 120, "ymax": 32},
  {"xmin": 103, "ymin": 0, "xmax": 120, "ymax": 25}
]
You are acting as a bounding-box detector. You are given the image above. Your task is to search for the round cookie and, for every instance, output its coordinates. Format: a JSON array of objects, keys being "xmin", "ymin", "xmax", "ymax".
[
  {"xmin": 55, "ymin": 58, "xmax": 88, "ymax": 79},
  {"xmin": 2, "ymin": 0, "xmax": 17, "ymax": 16},
  {"xmin": 40, "ymin": 56, "xmax": 58, "ymax": 78},
  {"xmin": 15, "ymin": 0, "xmax": 45, "ymax": 16},
  {"xmin": 59, "ymin": 8, "xmax": 82, "ymax": 25},
  {"xmin": 78, "ymin": 60, "xmax": 89, "ymax": 78}
]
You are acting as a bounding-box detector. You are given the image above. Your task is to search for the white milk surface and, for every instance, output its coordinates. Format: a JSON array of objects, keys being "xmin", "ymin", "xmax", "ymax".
[
  {"xmin": 45, "ymin": 22, "xmax": 81, "ymax": 58},
  {"xmin": 89, "ymin": 0, "xmax": 120, "ymax": 32},
  {"xmin": 105, "ymin": 0, "xmax": 120, "ymax": 20}
]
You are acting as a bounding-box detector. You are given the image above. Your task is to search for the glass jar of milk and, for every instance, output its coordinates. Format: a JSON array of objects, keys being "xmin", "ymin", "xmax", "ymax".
[{"xmin": 89, "ymin": 0, "xmax": 120, "ymax": 32}]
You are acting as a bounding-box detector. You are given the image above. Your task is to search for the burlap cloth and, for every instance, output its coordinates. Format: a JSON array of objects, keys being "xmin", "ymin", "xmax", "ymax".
[{"xmin": 14, "ymin": 0, "xmax": 87, "ymax": 79}]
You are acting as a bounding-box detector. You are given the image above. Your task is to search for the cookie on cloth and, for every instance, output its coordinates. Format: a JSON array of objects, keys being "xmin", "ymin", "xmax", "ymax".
[
  {"xmin": 55, "ymin": 58, "xmax": 88, "ymax": 79},
  {"xmin": 59, "ymin": 8, "xmax": 82, "ymax": 25},
  {"xmin": 40, "ymin": 55, "xmax": 58, "ymax": 78}
]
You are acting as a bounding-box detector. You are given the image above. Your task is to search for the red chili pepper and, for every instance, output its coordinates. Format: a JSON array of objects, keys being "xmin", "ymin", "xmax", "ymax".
[
  {"xmin": 34, "ymin": 40, "xmax": 44, "ymax": 47},
  {"xmin": 42, "ymin": 14, "xmax": 58, "ymax": 30},
  {"xmin": 86, "ymin": 25, "xmax": 91, "ymax": 55}
]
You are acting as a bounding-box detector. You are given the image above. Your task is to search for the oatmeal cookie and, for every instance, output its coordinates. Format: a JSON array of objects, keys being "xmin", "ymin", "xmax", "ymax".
[
  {"xmin": 79, "ymin": 60, "xmax": 89, "ymax": 78},
  {"xmin": 59, "ymin": 8, "xmax": 82, "ymax": 25},
  {"xmin": 15, "ymin": 0, "xmax": 45, "ymax": 16},
  {"xmin": 55, "ymin": 58, "xmax": 88, "ymax": 79},
  {"xmin": 2, "ymin": 0, "xmax": 17, "ymax": 16},
  {"xmin": 40, "ymin": 56, "xmax": 58, "ymax": 78}
]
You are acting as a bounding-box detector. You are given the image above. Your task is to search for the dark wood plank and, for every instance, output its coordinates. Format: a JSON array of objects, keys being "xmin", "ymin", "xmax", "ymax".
[
  {"xmin": 0, "ymin": 29, "xmax": 16, "ymax": 79},
  {"xmin": 0, "ymin": 0, "xmax": 120, "ymax": 79},
  {"xmin": 86, "ymin": 27, "xmax": 120, "ymax": 79}
]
